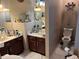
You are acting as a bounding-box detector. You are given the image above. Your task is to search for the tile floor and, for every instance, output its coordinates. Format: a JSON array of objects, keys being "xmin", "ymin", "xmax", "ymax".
[
  {"xmin": 1, "ymin": 45, "xmax": 74, "ymax": 59},
  {"xmin": 51, "ymin": 46, "xmax": 66, "ymax": 59},
  {"xmin": 50, "ymin": 45, "xmax": 74, "ymax": 59},
  {"xmin": 1, "ymin": 46, "xmax": 74, "ymax": 59},
  {"xmin": 20, "ymin": 51, "xmax": 47, "ymax": 59},
  {"xmin": 20, "ymin": 45, "xmax": 74, "ymax": 59},
  {"xmin": 20, "ymin": 46, "xmax": 66, "ymax": 59}
]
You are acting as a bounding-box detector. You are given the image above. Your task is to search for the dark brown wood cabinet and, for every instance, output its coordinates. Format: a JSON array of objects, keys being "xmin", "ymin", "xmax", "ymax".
[
  {"xmin": 0, "ymin": 36, "xmax": 24, "ymax": 56},
  {"xmin": 0, "ymin": 47, "xmax": 7, "ymax": 56},
  {"xmin": 28, "ymin": 35, "xmax": 45, "ymax": 55},
  {"xmin": 37, "ymin": 38, "xmax": 45, "ymax": 55},
  {"xmin": 28, "ymin": 36, "xmax": 37, "ymax": 52}
]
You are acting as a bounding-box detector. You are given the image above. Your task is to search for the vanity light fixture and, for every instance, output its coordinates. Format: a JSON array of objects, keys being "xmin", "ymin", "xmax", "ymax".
[
  {"xmin": 34, "ymin": 7, "xmax": 41, "ymax": 11},
  {"xmin": 40, "ymin": 1, "xmax": 45, "ymax": 6},
  {"xmin": 0, "ymin": 0, "xmax": 10, "ymax": 12},
  {"xmin": 0, "ymin": 8, "xmax": 9, "ymax": 12},
  {"xmin": 0, "ymin": 0, "xmax": 3, "ymax": 11},
  {"xmin": 3, "ymin": 9, "xmax": 9, "ymax": 11},
  {"xmin": 34, "ymin": 3, "xmax": 42, "ymax": 11},
  {"xmin": 0, "ymin": 4, "xmax": 2, "ymax": 8},
  {"xmin": 0, "ymin": 0, "xmax": 3, "ymax": 8}
]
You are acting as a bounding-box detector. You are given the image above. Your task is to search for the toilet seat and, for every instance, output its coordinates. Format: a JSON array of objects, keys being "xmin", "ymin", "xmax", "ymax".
[
  {"xmin": 62, "ymin": 37, "xmax": 71, "ymax": 48},
  {"xmin": 62, "ymin": 36, "xmax": 71, "ymax": 41}
]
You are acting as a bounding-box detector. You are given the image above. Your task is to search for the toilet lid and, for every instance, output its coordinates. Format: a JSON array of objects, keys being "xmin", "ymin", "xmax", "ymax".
[{"xmin": 2, "ymin": 54, "xmax": 23, "ymax": 59}]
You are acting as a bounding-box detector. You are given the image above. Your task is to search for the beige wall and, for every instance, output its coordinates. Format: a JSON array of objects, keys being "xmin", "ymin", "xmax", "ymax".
[
  {"xmin": 2, "ymin": 0, "xmax": 32, "ymax": 16},
  {"xmin": 45, "ymin": 0, "xmax": 63, "ymax": 59},
  {"xmin": 45, "ymin": 0, "xmax": 49, "ymax": 58},
  {"xmin": 74, "ymin": 0, "xmax": 79, "ymax": 56}
]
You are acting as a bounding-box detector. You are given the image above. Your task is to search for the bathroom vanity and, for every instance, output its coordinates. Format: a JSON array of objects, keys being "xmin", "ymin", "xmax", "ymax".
[
  {"xmin": 27, "ymin": 32, "xmax": 45, "ymax": 55},
  {"xmin": 0, "ymin": 35, "xmax": 24, "ymax": 56}
]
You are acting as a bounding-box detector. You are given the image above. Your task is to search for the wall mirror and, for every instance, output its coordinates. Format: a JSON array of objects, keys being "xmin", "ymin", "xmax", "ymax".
[
  {"xmin": 0, "ymin": 8, "xmax": 11, "ymax": 27},
  {"xmin": 0, "ymin": 0, "xmax": 11, "ymax": 27},
  {"xmin": 34, "ymin": 0, "xmax": 45, "ymax": 21}
]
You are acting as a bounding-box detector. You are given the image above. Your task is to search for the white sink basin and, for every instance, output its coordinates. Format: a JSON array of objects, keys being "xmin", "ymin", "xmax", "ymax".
[{"xmin": 28, "ymin": 29, "xmax": 45, "ymax": 38}]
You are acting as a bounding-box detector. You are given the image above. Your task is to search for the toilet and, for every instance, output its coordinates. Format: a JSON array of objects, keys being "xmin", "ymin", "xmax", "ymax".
[{"xmin": 62, "ymin": 28, "xmax": 73, "ymax": 48}]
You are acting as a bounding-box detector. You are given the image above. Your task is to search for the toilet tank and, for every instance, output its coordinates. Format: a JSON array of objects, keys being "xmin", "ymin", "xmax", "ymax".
[{"xmin": 63, "ymin": 28, "xmax": 73, "ymax": 37}]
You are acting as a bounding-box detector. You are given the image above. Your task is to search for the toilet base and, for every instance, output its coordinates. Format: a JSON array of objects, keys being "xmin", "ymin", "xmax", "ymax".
[{"xmin": 60, "ymin": 39, "xmax": 70, "ymax": 49}]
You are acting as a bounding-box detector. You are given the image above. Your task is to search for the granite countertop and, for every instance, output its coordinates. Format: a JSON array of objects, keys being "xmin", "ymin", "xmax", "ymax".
[
  {"xmin": 0, "ymin": 35, "xmax": 23, "ymax": 44},
  {"xmin": 28, "ymin": 29, "xmax": 45, "ymax": 38}
]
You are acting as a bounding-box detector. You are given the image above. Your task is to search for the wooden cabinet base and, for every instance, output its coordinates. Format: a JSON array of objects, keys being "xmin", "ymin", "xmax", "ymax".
[
  {"xmin": 37, "ymin": 38, "xmax": 45, "ymax": 55},
  {"xmin": 0, "ymin": 36, "xmax": 24, "ymax": 56},
  {"xmin": 0, "ymin": 47, "xmax": 7, "ymax": 56},
  {"xmin": 28, "ymin": 35, "xmax": 45, "ymax": 55}
]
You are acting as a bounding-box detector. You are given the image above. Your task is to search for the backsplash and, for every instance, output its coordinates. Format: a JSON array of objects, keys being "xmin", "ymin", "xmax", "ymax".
[
  {"xmin": 4, "ymin": 22, "xmax": 25, "ymax": 35},
  {"xmin": 26, "ymin": 20, "xmax": 44, "ymax": 33}
]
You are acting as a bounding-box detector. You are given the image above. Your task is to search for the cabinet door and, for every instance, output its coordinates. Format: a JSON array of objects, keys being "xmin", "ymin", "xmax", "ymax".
[
  {"xmin": 0, "ymin": 47, "xmax": 7, "ymax": 56},
  {"xmin": 37, "ymin": 38, "xmax": 45, "ymax": 55},
  {"xmin": 28, "ymin": 36, "xmax": 37, "ymax": 52},
  {"xmin": 5, "ymin": 36, "xmax": 24, "ymax": 55}
]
